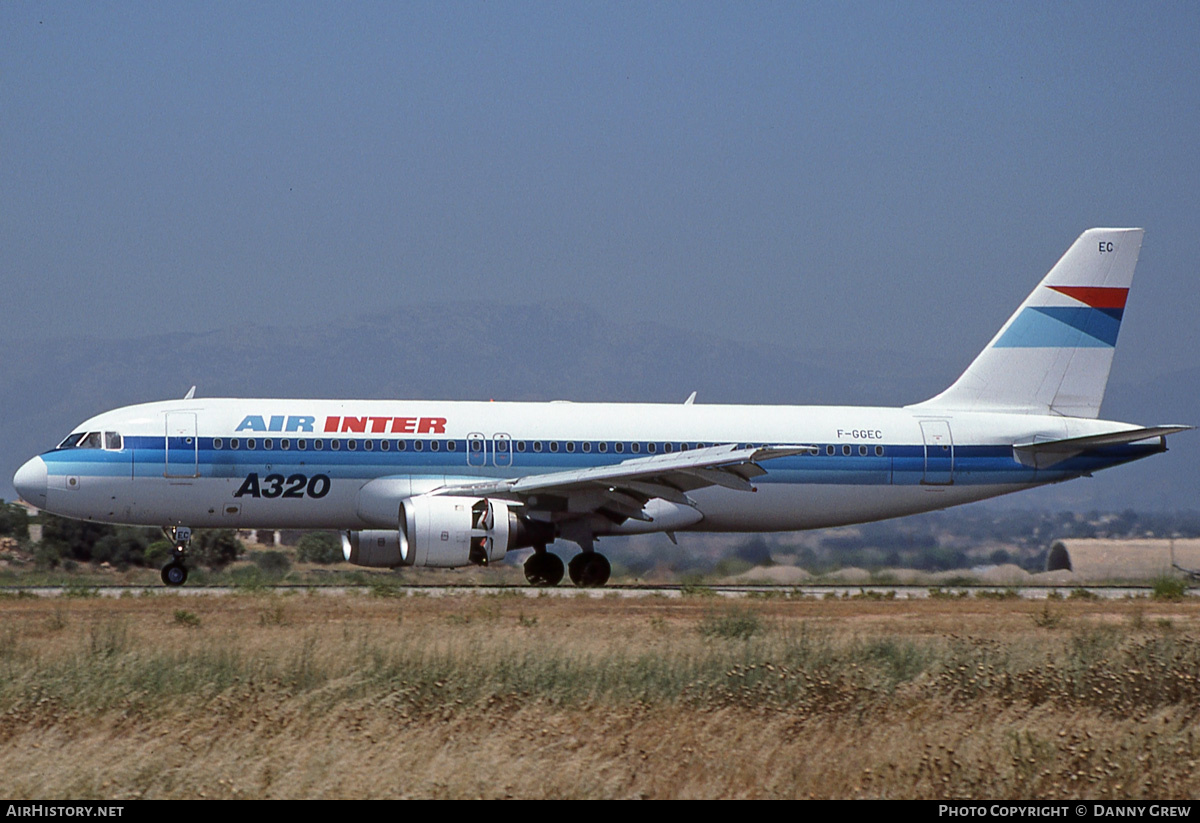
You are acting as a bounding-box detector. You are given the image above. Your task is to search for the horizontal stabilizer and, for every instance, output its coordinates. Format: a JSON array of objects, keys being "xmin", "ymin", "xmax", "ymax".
[{"xmin": 1013, "ymin": 425, "xmax": 1192, "ymax": 468}]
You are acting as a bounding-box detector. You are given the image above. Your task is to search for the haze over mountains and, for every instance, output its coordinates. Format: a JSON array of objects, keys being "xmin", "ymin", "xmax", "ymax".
[{"xmin": 2, "ymin": 300, "xmax": 1195, "ymax": 511}]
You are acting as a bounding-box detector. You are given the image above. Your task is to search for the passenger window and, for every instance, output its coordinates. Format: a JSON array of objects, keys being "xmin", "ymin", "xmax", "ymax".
[
  {"xmin": 859, "ymin": 445, "xmax": 867, "ymax": 456},
  {"xmin": 533, "ymin": 442, "xmax": 542, "ymax": 453},
  {"xmin": 264, "ymin": 439, "xmax": 273, "ymax": 450},
  {"xmin": 330, "ymin": 441, "xmax": 340, "ymax": 451},
  {"xmin": 827, "ymin": 446, "xmax": 834, "ymax": 456},
  {"xmin": 347, "ymin": 441, "xmax": 357, "ymax": 451},
  {"xmin": 414, "ymin": 441, "xmax": 423, "ymax": 452},
  {"xmin": 566, "ymin": 442, "xmax": 575, "ymax": 453},
  {"xmin": 549, "ymin": 442, "xmax": 559, "ymax": 453},
  {"xmin": 842, "ymin": 445, "xmax": 851, "ymax": 456},
  {"xmin": 875, "ymin": 446, "xmax": 884, "ymax": 456},
  {"xmin": 281, "ymin": 440, "xmax": 290, "ymax": 450},
  {"xmin": 313, "ymin": 440, "xmax": 323, "ymax": 451},
  {"xmin": 582, "ymin": 442, "xmax": 591, "ymax": 453},
  {"xmin": 231, "ymin": 439, "xmax": 240, "ymax": 450},
  {"xmin": 431, "ymin": 441, "xmax": 439, "ymax": 452},
  {"xmin": 214, "ymin": 438, "xmax": 224, "ymax": 450},
  {"xmin": 598, "ymin": 442, "xmax": 608, "ymax": 453},
  {"xmin": 363, "ymin": 440, "xmax": 372, "ymax": 451},
  {"xmin": 247, "ymin": 439, "xmax": 256, "ymax": 451},
  {"xmin": 397, "ymin": 440, "xmax": 406, "ymax": 451},
  {"xmin": 516, "ymin": 441, "xmax": 526, "ymax": 452},
  {"xmin": 297, "ymin": 440, "xmax": 307, "ymax": 451},
  {"xmin": 380, "ymin": 440, "xmax": 389, "ymax": 452},
  {"xmin": 447, "ymin": 440, "xmax": 456, "ymax": 451},
  {"xmin": 615, "ymin": 443, "xmax": 624, "ymax": 453}
]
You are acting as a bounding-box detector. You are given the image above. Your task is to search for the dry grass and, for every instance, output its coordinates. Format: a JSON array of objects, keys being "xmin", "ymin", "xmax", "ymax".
[{"xmin": 0, "ymin": 591, "xmax": 1198, "ymax": 798}]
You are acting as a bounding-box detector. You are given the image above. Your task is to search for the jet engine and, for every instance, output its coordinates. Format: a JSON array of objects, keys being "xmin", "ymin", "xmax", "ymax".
[{"xmin": 342, "ymin": 496, "xmax": 552, "ymax": 569}]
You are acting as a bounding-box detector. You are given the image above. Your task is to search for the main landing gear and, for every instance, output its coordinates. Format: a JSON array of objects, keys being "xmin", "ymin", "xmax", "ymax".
[
  {"xmin": 568, "ymin": 551, "xmax": 611, "ymax": 587},
  {"xmin": 160, "ymin": 526, "xmax": 191, "ymax": 587},
  {"xmin": 523, "ymin": 546, "xmax": 564, "ymax": 587},
  {"xmin": 523, "ymin": 545, "xmax": 612, "ymax": 588}
]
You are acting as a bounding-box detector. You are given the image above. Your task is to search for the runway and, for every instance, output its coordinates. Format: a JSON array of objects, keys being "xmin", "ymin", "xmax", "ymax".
[{"xmin": 2, "ymin": 583, "xmax": 1188, "ymax": 600}]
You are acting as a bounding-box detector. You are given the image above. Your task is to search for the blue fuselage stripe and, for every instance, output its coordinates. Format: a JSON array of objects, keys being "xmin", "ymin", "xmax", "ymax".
[{"xmin": 40, "ymin": 438, "xmax": 1160, "ymax": 487}]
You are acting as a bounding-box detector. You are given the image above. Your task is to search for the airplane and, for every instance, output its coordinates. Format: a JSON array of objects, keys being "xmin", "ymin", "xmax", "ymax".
[{"xmin": 12, "ymin": 228, "xmax": 1190, "ymax": 587}]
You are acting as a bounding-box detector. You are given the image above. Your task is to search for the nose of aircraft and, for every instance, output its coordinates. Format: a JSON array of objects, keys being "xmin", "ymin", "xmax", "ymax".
[{"xmin": 14, "ymin": 457, "xmax": 48, "ymax": 509}]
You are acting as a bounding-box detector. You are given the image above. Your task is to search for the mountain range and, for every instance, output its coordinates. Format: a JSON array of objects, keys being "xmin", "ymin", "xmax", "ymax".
[{"xmin": 2, "ymin": 300, "xmax": 1194, "ymax": 512}]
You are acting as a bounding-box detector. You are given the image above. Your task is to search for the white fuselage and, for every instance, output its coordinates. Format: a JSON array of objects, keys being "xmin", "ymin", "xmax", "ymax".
[{"xmin": 16, "ymin": 397, "xmax": 1158, "ymax": 535}]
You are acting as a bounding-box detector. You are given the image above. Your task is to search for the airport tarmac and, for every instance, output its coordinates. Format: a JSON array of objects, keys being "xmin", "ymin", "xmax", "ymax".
[{"xmin": 2, "ymin": 583, "xmax": 1190, "ymax": 599}]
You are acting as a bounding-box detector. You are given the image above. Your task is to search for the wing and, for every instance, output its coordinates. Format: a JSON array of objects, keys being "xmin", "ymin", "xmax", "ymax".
[{"xmin": 434, "ymin": 443, "xmax": 816, "ymax": 523}]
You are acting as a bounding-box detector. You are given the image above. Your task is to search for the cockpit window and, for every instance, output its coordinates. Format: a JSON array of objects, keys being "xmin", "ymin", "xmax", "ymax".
[
  {"xmin": 58, "ymin": 433, "xmax": 85, "ymax": 449},
  {"xmin": 58, "ymin": 432, "xmax": 106, "ymax": 450},
  {"xmin": 104, "ymin": 432, "xmax": 123, "ymax": 451}
]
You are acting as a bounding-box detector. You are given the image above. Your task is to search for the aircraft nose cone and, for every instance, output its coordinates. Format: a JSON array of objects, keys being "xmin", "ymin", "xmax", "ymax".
[{"xmin": 13, "ymin": 457, "xmax": 47, "ymax": 509}]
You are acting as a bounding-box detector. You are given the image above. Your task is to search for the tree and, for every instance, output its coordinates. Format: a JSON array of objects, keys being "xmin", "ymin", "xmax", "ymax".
[
  {"xmin": 91, "ymin": 527, "xmax": 158, "ymax": 570},
  {"xmin": 253, "ymin": 550, "xmax": 292, "ymax": 577},
  {"xmin": 0, "ymin": 501, "xmax": 29, "ymax": 541},
  {"xmin": 39, "ymin": 515, "xmax": 115, "ymax": 562},
  {"xmin": 191, "ymin": 530, "xmax": 243, "ymax": 569},
  {"xmin": 296, "ymin": 532, "xmax": 344, "ymax": 564}
]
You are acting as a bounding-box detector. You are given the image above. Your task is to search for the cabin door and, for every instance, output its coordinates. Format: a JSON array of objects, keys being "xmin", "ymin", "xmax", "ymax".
[
  {"xmin": 920, "ymin": 420, "xmax": 954, "ymax": 485},
  {"xmin": 164, "ymin": 412, "xmax": 199, "ymax": 478}
]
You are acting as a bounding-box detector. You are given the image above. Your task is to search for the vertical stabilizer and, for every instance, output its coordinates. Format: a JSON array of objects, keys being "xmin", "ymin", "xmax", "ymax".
[{"xmin": 911, "ymin": 228, "xmax": 1143, "ymax": 418}]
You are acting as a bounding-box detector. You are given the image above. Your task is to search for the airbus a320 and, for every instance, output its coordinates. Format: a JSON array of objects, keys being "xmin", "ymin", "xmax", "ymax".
[{"xmin": 13, "ymin": 228, "xmax": 1189, "ymax": 586}]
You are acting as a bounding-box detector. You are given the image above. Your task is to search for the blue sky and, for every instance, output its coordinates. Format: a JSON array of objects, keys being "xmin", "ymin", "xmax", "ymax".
[{"xmin": 3, "ymin": 2, "xmax": 1198, "ymax": 382}]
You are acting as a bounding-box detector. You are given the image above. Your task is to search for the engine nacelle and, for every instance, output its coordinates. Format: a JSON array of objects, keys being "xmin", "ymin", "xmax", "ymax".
[{"xmin": 343, "ymin": 496, "xmax": 552, "ymax": 569}]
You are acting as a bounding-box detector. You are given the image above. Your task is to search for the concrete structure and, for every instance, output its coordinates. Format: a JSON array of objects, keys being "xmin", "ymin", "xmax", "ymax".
[{"xmin": 1045, "ymin": 538, "xmax": 1200, "ymax": 582}]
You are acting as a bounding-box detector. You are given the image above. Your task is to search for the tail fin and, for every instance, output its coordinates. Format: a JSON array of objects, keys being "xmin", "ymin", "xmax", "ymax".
[{"xmin": 912, "ymin": 228, "xmax": 1144, "ymax": 418}]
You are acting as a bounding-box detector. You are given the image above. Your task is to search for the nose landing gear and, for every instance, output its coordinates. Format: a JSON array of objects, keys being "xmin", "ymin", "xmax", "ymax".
[{"xmin": 160, "ymin": 526, "xmax": 192, "ymax": 587}]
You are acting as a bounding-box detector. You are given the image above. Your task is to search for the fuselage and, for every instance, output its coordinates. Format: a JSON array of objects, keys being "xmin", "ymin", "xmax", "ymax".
[{"xmin": 14, "ymin": 397, "xmax": 1163, "ymax": 534}]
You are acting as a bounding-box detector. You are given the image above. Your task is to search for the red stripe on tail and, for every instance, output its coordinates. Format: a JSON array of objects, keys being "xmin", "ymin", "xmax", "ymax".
[{"xmin": 1048, "ymin": 286, "xmax": 1129, "ymax": 309}]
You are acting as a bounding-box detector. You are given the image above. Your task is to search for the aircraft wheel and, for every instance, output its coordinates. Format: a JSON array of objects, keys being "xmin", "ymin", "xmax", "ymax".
[
  {"xmin": 524, "ymin": 551, "xmax": 564, "ymax": 587},
  {"xmin": 161, "ymin": 562, "xmax": 188, "ymax": 587},
  {"xmin": 569, "ymin": 552, "xmax": 611, "ymax": 588}
]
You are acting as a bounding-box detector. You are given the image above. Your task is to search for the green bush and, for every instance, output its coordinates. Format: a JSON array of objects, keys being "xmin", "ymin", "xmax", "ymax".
[
  {"xmin": 33, "ymin": 542, "xmax": 63, "ymax": 569},
  {"xmin": 145, "ymin": 540, "xmax": 172, "ymax": 567},
  {"xmin": 0, "ymin": 501, "xmax": 29, "ymax": 540},
  {"xmin": 35, "ymin": 515, "xmax": 159, "ymax": 567},
  {"xmin": 698, "ymin": 607, "xmax": 762, "ymax": 640},
  {"xmin": 253, "ymin": 550, "xmax": 292, "ymax": 578},
  {"xmin": 1151, "ymin": 575, "xmax": 1189, "ymax": 601},
  {"xmin": 296, "ymin": 532, "xmax": 344, "ymax": 564},
  {"xmin": 191, "ymin": 530, "xmax": 243, "ymax": 569}
]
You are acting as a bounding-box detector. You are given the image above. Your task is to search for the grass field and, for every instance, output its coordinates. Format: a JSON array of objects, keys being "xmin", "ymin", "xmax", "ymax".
[{"xmin": 0, "ymin": 589, "xmax": 1198, "ymax": 799}]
